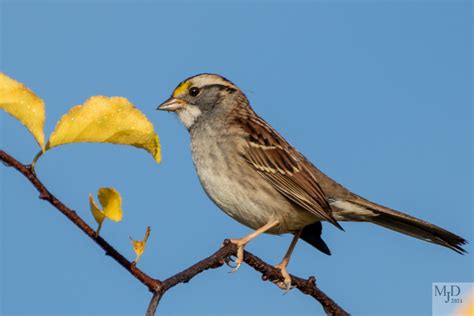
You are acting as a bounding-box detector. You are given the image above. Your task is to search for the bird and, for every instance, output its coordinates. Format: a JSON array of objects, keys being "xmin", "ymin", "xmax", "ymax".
[{"xmin": 157, "ymin": 73, "xmax": 467, "ymax": 290}]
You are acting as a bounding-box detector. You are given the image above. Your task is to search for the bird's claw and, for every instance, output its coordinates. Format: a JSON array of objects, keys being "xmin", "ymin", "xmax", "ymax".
[
  {"xmin": 274, "ymin": 262, "xmax": 293, "ymax": 293},
  {"xmin": 274, "ymin": 280, "xmax": 294, "ymax": 294},
  {"xmin": 224, "ymin": 256, "xmax": 236, "ymax": 268},
  {"xmin": 229, "ymin": 260, "xmax": 242, "ymax": 273},
  {"xmin": 228, "ymin": 239, "xmax": 245, "ymax": 273}
]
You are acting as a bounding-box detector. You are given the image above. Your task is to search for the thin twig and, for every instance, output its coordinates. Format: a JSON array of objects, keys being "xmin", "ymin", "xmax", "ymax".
[
  {"xmin": 0, "ymin": 149, "xmax": 349, "ymax": 316},
  {"xmin": 0, "ymin": 149, "xmax": 160, "ymax": 292}
]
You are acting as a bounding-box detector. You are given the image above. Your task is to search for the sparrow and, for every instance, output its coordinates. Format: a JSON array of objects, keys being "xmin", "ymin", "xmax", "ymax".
[{"xmin": 158, "ymin": 73, "xmax": 466, "ymax": 290}]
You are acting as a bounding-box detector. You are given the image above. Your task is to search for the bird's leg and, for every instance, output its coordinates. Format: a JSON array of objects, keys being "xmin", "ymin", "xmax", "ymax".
[
  {"xmin": 229, "ymin": 219, "xmax": 280, "ymax": 272},
  {"xmin": 274, "ymin": 229, "xmax": 302, "ymax": 292}
]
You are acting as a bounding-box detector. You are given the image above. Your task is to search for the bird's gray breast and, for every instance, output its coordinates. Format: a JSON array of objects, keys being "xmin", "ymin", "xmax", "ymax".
[{"xmin": 189, "ymin": 123, "xmax": 313, "ymax": 233}]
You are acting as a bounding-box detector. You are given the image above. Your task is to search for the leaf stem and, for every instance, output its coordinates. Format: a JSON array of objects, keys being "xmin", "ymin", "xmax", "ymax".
[{"xmin": 30, "ymin": 150, "xmax": 44, "ymax": 173}]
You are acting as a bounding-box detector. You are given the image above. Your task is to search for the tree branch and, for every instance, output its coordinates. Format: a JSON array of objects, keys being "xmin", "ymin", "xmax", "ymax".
[
  {"xmin": 0, "ymin": 149, "xmax": 160, "ymax": 292},
  {"xmin": 0, "ymin": 149, "xmax": 349, "ymax": 316},
  {"xmin": 146, "ymin": 241, "xmax": 348, "ymax": 316}
]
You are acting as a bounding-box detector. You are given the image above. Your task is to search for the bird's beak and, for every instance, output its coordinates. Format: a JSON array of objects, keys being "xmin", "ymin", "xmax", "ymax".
[{"xmin": 157, "ymin": 97, "xmax": 187, "ymax": 112}]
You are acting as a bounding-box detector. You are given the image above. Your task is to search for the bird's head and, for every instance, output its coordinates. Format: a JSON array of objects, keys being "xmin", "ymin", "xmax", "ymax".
[{"xmin": 157, "ymin": 74, "xmax": 247, "ymax": 129}]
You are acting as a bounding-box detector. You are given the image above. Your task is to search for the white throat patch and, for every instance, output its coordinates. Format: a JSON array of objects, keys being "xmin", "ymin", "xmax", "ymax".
[{"xmin": 176, "ymin": 105, "xmax": 202, "ymax": 129}]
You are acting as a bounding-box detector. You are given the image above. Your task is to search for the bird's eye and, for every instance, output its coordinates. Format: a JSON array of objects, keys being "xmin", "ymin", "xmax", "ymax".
[{"xmin": 189, "ymin": 87, "xmax": 200, "ymax": 97}]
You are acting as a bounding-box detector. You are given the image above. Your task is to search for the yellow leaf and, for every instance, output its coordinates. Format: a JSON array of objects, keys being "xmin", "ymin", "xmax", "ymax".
[
  {"xmin": 89, "ymin": 193, "xmax": 105, "ymax": 235},
  {"xmin": 47, "ymin": 96, "xmax": 161, "ymax": 163},
  {"xmin": 89, "ymin": 187, "xmax": 123, "ymax": 236},
  {"xmin": 130, "ymin": 226, "xmax": 151, "ymax": 264},
  {"xmin": 98, "ymin": 187, "xmax": 123, "ymax": 222},
  {"xmin": 0, "ymin": 73, "xmax": 46, "ymax": 151}
]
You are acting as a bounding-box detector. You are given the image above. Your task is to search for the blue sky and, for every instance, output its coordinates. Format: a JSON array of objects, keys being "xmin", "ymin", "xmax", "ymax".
[{"xmin": 0, "ymin": 1, "xmax": 472, "ymax": 315}]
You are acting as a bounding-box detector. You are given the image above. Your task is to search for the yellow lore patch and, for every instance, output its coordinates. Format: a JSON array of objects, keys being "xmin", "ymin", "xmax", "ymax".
[{"xmin": 172, "ymin": 81, "xmax": 191, "ymax": 97}]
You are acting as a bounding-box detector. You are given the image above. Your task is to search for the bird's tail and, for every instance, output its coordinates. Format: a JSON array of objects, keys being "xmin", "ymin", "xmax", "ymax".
[{"xmin": 331, "ymin": 198, "xmax": 467, "ymax": 254}]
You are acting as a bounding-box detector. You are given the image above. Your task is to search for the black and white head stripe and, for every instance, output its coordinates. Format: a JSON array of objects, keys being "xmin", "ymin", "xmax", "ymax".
[{"xmin": 172, "ymin": 73, "xmax": 238, "ymax": 97}]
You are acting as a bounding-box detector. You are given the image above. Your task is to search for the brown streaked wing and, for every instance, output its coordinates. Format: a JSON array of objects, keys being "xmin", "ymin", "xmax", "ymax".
[{"xmin": 233, "ymin": 110, "xmax": 343, "ymax": 230}]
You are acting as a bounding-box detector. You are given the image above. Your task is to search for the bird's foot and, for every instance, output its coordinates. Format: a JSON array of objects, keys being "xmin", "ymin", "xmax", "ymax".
[
  {"xmin": 274, "ymin": 261, "xmax": 293, "ymax": 293},
  {"xmin": 228, "ymin": 238, "xmax": 246, "ymax": 272},
  {"xmin": 225, "ymin": 220, "xmax": 281, "ymax": 272}
]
